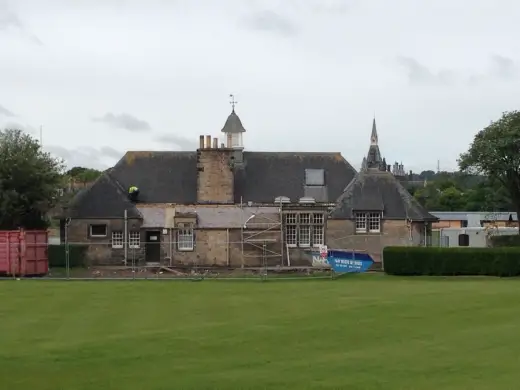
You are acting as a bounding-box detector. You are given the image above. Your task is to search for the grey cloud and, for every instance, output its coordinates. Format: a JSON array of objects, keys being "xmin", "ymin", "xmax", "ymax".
[
  {"xmin": 0, "ymin": 104, "xmax": 15, "ymax": 117},
  {"xmin": 0, "ymin": 4, "xmax": 42, "ymax": 45},
  {"xmin": 396, "ymin": 56, "xmax": 456, "ymax": 86},
  {"xmin": 490, "ymin": 55, "xmax": 516, "ymax": 80},
  {"xmin": 155, "ymin": 134, "xmax": 198, "ymax": 151},
  {"xmin": 45, "ymin": 145, "xmax": 122, "ymax": 170},
  {"xmin": 1, "ymin": 121, "xmax": 36, "ymax": 135},
  {"xmin": 240, "ymin": 10, "xmax": 297, "ymax": 36},
  {"xmin": 92, "ymin": 112, "xmax": 151, "ymax": 132}
]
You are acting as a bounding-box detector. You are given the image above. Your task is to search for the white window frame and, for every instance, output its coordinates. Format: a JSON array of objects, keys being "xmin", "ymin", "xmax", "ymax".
[
  {"xmin": 128, "ymin": 231, "xmax": 140, "ymax": 249},
  {"xmin": 111, "ymin": 231, "xmax": 123, "ymax": 248},
  {"xmin": 299, "ymin": 213, "xmax": 311, "ymax": 247},
  {"xmin": 90, "ymin": 224, "xmax": 107, "ymax": 238},
  {"xmin": 285, "ymin": 212, "xmax": 326, "ymax": 247},
  {"xmin": 355, "ymin": 212, "xmax": 381, "ymax": 233},
  {"xmin": 177, "ymin": 227, "xmax": 194, "ymax": 251},
  {"xmin": 285, "ymin": 213, "xmax": 298, "ymax": 247},
  {"xmin": 355, "ymin": 213, "xmax": 367, "ymax": 233},
  {"xmin": 368, "ymin": 212, "xmax": 381, "ymax": 233}
]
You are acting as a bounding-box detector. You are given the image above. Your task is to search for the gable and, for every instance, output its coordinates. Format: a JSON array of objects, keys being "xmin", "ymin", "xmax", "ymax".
[
  {"xmin": 330, "ymin": 170, "xmax": 437, "ymax": 221},
  {"xmin": 67, "ymin": 174, "xmax": 142, "ymax": 219}
]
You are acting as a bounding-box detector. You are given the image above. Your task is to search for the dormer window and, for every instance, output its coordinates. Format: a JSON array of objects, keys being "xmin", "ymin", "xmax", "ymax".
[{"xmin": 355, "ymin": 212, "xmax": 381, "ymax": 233}]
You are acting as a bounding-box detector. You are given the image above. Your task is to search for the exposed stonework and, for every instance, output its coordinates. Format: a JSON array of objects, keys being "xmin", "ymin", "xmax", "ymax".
[
  {"xmin": 196, "ymin": 145, "xmax": 234, "ymax": 204},
  {"xmin": 326, "ymin": 219, "xmax": 427, "ymax": 263}
]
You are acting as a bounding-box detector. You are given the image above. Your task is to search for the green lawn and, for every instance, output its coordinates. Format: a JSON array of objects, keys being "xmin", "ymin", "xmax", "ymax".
[{"xmin": 1, "ymin": 275, "xmax": 520, "ymax": 389}]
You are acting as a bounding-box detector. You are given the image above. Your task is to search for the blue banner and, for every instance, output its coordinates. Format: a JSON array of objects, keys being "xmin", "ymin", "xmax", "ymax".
[{"xmin": 326, "ymin": 250, "xmax": 374, "ymax": 273}]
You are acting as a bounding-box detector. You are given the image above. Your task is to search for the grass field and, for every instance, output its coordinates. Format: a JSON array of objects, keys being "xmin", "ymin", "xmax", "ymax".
[{"xmin": 1, "ymin": 274, "xmax": 520, "ymax": 389}]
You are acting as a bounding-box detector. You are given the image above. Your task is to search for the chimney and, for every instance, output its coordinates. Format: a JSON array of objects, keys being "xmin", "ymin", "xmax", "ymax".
[
  {"xmin": 221, "ymin": 143, "xmax": 225, "ymax": 148},
  {"xmin": 199, "ymin": 135, "xmax": 205, "ymax": 149},
  {"xmin": 196, "ymin": 136, "xmax": 235, "ymax": 204}
]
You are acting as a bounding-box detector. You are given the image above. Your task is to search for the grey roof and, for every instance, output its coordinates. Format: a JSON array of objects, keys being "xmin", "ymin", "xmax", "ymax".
[
  {"xmin": 221, "ymin": 109, "xmax": 246, "ymax": 133},
  {"xmin": 66, "ymin": 173, "xmax": 142, "ymax": 219},
  {"xmin": 330, "ymin": 168, "xmax": 437, "ymax": 221},
  {"xmin": 175, "ymin": 206, "xmax": 280, "ymax": 228},
  {"xmin": 68, "ymin": 150, "xmax": 356, "ymax": 218}
]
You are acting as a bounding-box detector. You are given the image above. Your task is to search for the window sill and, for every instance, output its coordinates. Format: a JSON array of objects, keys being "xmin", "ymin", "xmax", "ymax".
[
  {"xmin": 178, "ymin": 248, "xmax": 194, "ymax": 252},
  {"xmin": 90, "ymin": 235, "xmax": 107, "ymax": 238},
  {"xmin": 112, "ymin": 245, "xmax": 123, "ymax": 249},
  {"xmin": 286, "ymin": 244, "xmax": 297, "ymax": 248},
  {"xmin": 299, "ymin": 244, "xmax": 311, "ymax": 248}
]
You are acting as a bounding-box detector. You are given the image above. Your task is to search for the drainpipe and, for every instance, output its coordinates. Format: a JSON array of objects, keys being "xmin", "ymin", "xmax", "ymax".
[
  {"xmin": 124, "ymin": 209, "xmax": 128, "ymax": 266},
  {"xmin": 169, "ymin": 228, "xmax": 173, "ymax": 267},
  {"xmin": 226, "ymin": 228, "xmax": 230, "ymax": 267}
]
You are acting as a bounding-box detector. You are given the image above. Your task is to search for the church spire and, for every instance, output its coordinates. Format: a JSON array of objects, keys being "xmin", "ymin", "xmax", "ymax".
[{"xmin": 371, "ymin": 117, "xmax": 378, "ymax": 145}]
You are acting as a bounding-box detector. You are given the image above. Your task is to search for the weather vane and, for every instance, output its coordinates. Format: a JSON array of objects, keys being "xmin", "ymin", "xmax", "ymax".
[{"xmin": 229, "ymin": 94, "xmax": 238, "ymax": 111}]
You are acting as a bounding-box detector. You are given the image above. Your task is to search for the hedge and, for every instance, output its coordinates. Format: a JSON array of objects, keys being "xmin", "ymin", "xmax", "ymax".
[
  {"xmin": 48, "ymin": 244, "xmax": 88, "ymax": 268},
  {"xmin": 489, "ymin": 234, "xmax": 520, "ymax": 247},
  {"xmin": 383, "ymin": 246, "xmax": 520, "ymax": 277}
]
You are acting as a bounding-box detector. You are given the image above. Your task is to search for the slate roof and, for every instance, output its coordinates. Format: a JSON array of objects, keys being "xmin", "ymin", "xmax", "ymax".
[
  {"xmin": 66, "ymin": 173, "xmax": 142, "ymax": 219},
  {"xmin": 68, "ymin": 150, "xmax": 357, "ymax": 218},
  {"xmin": 330, "ymin": 168, "xmax": 438, "ymax": 221},
  {"xmin": 221, "ymin": 109, "xmax": 246, "ymax": 134}
]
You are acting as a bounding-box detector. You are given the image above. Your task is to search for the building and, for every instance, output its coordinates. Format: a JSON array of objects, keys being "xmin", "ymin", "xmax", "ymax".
[
  {"xmin": 62, "ymin": 107, "xmax": 435, "ymax": 267},
  {"xmin": 431, "ymin": 211, "xmax": 518, "ymax": 229},
  {"xmin": 326, "ymin": 118, "xmax": 438, "ymax": 263}
]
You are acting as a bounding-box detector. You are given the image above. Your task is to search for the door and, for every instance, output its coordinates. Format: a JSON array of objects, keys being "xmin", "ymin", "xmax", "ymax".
[{"xmin": 145, "ymin": 231, "xmax": 161, "ymax": 263}]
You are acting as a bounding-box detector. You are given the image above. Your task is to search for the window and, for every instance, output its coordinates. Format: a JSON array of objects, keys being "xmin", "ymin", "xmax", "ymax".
[
  {"xmin": 111, "ymin": 231, "xmax": 123, "ymax": 248},
  {"xmin": 461, "ymin": 220, "xmax": 468, "ymax": 228},
  {"xmin": 178, "ymin": 228, "xmax": 194, "ymax": 251},
  {"xmin": 90, "ymin": 224, "xmax": 107, "ymax": 237},
  {"xmin": 129, "ymin": 231, "xmax": 140, "ymax": 249},
  {"xmin": 458, "ymin": 234, "xmax": 470, "ymax": 247},
  {"xmin": 284, "ymin": 212, "xmax": 325, "ymax": 247},
  {"xmin": 299, "ymin": 213, "xmax": 311, "ymax": 247},
  {"xmin": 355, "ymin": 212, "xmax": 381, "ymax": 233},
  {"xmin": 368, "ymin": 213, "xmax": 381, "ymax": 233},
  {"xmin": 312, "ymin": 214, "xmax": 324, "ymax": 246},
  {"xmin": 355, "ymin": 213, "xmax": 367, "ymax": 233},
  {"xmin": 305, "ymin": 169, "xmax": 325, "ymax": 186}
]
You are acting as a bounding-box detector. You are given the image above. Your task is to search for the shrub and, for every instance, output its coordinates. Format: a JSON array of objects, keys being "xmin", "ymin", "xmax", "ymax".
[
  {"xmin": 489, "ymin": 235, "xmax": 520, "ymax": 247},
  {"xmin": 48, "ymin": 244, "xmax": 87, "ymax": 268},
  {"xmin": 383, "ymin": 246, "xmax": 520, "ymax": 277}
]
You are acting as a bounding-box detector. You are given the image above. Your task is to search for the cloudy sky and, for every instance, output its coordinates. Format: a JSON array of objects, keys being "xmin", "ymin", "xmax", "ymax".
[{"xmin": 1, "ymin": 0, "xmax": 519, "ymax": 172}]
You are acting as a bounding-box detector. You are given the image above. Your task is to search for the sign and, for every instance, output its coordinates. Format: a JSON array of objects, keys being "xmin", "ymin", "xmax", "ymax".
[
  {"xmin": 319, "ymin": 245, "xmax": 328, "ymax": 259},
  {"xmin": 326, "ymin": 250, "xmax": 374, "ymax": 273}
]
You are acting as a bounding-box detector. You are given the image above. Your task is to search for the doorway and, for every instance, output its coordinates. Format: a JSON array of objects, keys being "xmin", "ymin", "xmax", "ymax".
[{"xmin": 145, "ymin": 231, "xmax": 161, "ymax": 263}]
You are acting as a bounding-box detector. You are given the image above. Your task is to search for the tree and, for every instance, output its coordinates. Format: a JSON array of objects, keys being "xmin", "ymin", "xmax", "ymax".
[
  {"xmin": 459, "ymin": 110, "xmax": 520, "ymax": 231},
  {"xmin": 66, "ymin": 166, "xmax": 102, "ymax": 184},
  {"xmin": 0, "ymin": 129, "xmax": 64, "ymax": 229}
]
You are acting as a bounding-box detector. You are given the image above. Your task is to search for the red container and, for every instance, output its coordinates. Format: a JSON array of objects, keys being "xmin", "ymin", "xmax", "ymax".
[{"xmin": 0, "ymin": 230, "xmax": 49, "ymax": 276}]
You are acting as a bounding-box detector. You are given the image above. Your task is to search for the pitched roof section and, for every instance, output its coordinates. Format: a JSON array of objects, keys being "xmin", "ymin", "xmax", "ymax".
[
  {"xmin": 330, "ymin": 168, "xmax": 438, "ymax": 221},
  {"xmin": 110, "ymin": 151, "xmax": 198, "ymax": 204},
  {"xmin": 66, "ymin": 173, "xmax": 142, "ymax": 219},
  {"xmin": 235, "ymin": 152, "xmax": 356, "ymax": 203},
  {"xmin": 221, "ymin": 109, "xmax": 246, "ymax": 134},
  {"xmin": 68, "ymin": 150, "xmax": 357, "ymax": 217}
]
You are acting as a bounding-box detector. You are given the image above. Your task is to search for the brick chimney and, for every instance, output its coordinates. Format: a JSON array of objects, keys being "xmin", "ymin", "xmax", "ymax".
[{"xmin": 196, "ymin": 135, "xmax": 235, "ymax": 204}]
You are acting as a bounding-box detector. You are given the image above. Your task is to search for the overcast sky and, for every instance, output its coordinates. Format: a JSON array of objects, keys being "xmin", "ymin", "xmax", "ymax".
[{"xmin": 1, "ymin": 0, "xmax": 519, "ymax": 172}]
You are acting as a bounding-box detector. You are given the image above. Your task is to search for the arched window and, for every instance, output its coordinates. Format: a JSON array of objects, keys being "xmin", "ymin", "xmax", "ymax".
[{"xmin": 458, "ymin": 233, "xmax": 470, "ymax": 247}]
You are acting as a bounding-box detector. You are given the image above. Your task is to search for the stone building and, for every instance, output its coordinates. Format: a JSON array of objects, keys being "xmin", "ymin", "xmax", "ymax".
[
  {"xmin": 327, "ymin": 118, "xmax": 438, "ymax": 263},
  {"xmin": 63, "ymin": 104, "xmax": 357, "ymax": 266},
  {"xmin": 63, "ymin": 107, "xmax": 436, "ymax": 267}
]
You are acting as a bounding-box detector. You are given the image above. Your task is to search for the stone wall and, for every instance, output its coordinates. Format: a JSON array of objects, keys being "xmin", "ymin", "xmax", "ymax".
[
  {"xmin": 66, "ymin": 218, "xmax": 144, "ymax": 265},
  {"xmin": 326, "ymin": 219, "xmax": 426, "ymax": 263}
]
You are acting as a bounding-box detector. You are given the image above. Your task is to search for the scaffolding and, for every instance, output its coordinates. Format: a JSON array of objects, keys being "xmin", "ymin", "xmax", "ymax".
[{"xmin": 240, "ymin": 203, "xmax": 284, "ymax": 268}]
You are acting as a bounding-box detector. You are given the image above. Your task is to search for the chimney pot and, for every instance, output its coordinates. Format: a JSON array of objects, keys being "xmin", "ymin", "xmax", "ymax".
[
  {"xmin": 205, "ymin": 135, "xmax": 211, "ymax": 149},
  {"xmin": 221, "ymin": 142, "xmax": 225, "ymax": 148},
  {"xmin": 199, "ymin": 135, "xmax": 205, "ymax": 149},
  {"xmin": 212, "ymin": 137, "xmax": 218, "ymax": 149}
]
